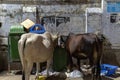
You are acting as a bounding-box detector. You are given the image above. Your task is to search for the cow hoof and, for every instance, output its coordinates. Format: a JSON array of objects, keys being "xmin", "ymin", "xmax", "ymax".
[{"xmin": 35, "ymin": 76, "xmax": 39, "ymax": 80}]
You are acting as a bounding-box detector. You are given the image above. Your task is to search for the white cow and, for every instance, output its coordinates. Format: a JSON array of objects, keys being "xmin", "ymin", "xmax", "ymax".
[{"xmin": 18, "ymin": 32, "xmax": 59, "ymax": 80}]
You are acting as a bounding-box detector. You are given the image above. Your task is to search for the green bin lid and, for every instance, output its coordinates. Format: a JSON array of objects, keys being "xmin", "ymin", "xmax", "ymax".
[{"xmin": 10, "ymin": 25, "xmax": 25, "ymax": 33}]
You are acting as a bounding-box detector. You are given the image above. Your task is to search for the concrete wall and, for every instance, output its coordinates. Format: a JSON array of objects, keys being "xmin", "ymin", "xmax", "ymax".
[
  {"xmin": 0, "ymin": 2, "xmax": 101, "ymax": 71},
  {"xmin": 84, "ymin": 0, "xmax": 120, "ymax": 66},
  {"xmin": 0, "ymin": 3, "xmax": 101, "ymax": 70},
  {"xmin": 86, "ymin": 10, "xmax": 102, "ymax": 33},
  {"xmin": 0, "ymin": 1, "xmax": 120, "ymax": 70},
  {"xmin": 0, "ymin": 3, "xmax": 100, "ymax": 36},
  {"xmin": 0, "ymin": 1, "xmax": 120, "ymax": 69},
  {"xmin": 101, "ymin": 0, "xmax": 120, "ymax": 66},
  {"xmin": 0, "ymin": 36, "xmax": 8, "ymax": 71},
  {"xmin": 102, "ymin": 0, "xmax": 120, "ymax": 48}
]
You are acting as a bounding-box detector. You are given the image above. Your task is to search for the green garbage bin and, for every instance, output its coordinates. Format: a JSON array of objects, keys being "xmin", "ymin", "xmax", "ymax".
[
  {"xmin": 8, "ymin": 25, "xmax": 25, "ymax": 61},
  {"xmin": 53, "ymin": 47, "xmax": 67, "ymax": 72}
]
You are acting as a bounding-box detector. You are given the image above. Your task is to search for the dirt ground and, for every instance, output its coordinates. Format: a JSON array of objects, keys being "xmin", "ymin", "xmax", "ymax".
[
  {"xmin": 0, "ymin": 71, "xmax": 83, "ymax": 80},
  {"xmin": 0, "ymin": 71, "xmax": 120, "ymax": 80}
]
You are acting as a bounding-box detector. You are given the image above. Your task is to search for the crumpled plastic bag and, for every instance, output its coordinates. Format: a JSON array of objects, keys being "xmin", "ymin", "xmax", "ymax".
[
  {"xmin": 40, "ymin": 69, "xmax": 83, "ymax": 78},
  {"xmin": 66, "ymin": 69, "xmax": 83, "ymax": 78},
  {"xmin": 41, "ymin": 69, "xmax": 53, "ymax": 76},
  {"xmin": 101, "ymin": 70, "xmax": 108, "ymax": 76}
]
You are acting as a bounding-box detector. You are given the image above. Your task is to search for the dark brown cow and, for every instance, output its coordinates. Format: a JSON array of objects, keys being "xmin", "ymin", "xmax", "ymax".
[{"xmin": 61, "ymin": 33, "xmax": 106, "ymax": 80}]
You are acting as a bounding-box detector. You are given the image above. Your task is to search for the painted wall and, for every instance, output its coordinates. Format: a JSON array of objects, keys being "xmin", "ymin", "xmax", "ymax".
[
  {"xmin": 102, "ymin": 0, "xmax": 120, "ymax": 48},
  {"xmin": 0, "ymin": 1, "xmax": 120, "ymax": 68},
  {"xmin": 86, "ymin": 8, "xmax": 102, "ymax": 33},
  {"xmin": 0, "ymin": 3, "xmax": 100, "ymax": 36},
  {"xmin": 101, "ymin": 0, "xmax": 120, "ymax": 66}
]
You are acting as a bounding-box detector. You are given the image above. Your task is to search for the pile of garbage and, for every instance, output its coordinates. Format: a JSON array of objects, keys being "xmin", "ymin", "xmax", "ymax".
[
  {"xmin": 101, "ymin": 64, "xmax": 119, "ymax": 76},
  {"xmin": 36, "ymin": 64, "xmax": 120, "ymax": 80},
  {"xmin": 36, "ymin": 69, "xmax": 83, "ymax": 80}
]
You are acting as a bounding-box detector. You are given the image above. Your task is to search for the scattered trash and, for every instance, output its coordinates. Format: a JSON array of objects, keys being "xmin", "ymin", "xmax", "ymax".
[
  {"xmin": 37, "ymin": 71, "xmax": 67, "ymax": 80},
  {"xmin": 101, "ymin": 64, "xmax": 119, "ymax": 76},
  {"xmin": 66, "ymin": 69, "xmax": 83, "ymax": 78},
  {"xmin": 37, "ymin": 75, "xmax": 46, "ymax": 80},
  {"xmin": 81, "ymin": 66, "xmax": 91, "ymax": 75},
  {"xmin": 46, "ymin": 72, "xmax": 67, "ymax": 80},
  {"xmin": 116, "ymin": 68, "xmax": 120, "ymax": 74},
  {"xmin": 21, "ymin": 19, "xmax": 35, "ymax": 29},
  {"xmin": 41, "ymin": 69, "xmax": 53, "ymax": 76},
  {"xmin": 101, "ymin": 70, "xmax": 108, "ymax": 76},
  {"xmin": 29, "ymin": 24, "xmax": 46, "ymax": 34}
]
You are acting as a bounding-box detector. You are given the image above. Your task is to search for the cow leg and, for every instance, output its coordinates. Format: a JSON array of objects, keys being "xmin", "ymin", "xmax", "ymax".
[
  {"xmin": 97, "ymin": 48, "xmax": 102, "ymax": 80},
  {"xmin": 22, "ymin": 70, "xmax": 25, "ymax": 80},
  {"xmin": 22, "ymin": 65, "xmax": 26, "ymax": 80},
  {"xmin": 22, "ymin": 58, "xmax": 26, "ymax": 80},
  {"xmin": 67, "ymin": 53, "xmax": 73, "ymax": 72},
  {"xmin": 46, "ymin": 57, "xmax": 52, "ymax": 76},
  {"xmin": 91, "ymin": 64, "xmax": 99, "ymax": 80},
  {"xmin": 91, "ymin": 66, "xmax": 96, "ymax": 80},
  {"xmin": 97, "ymin": 64, "xmax": 101, "ymax": 80},
  {"xmin": 77, "ymin": 58, "xmax": 81, "ymax": 71},
  {"xmin": 36, "ymin": 62, "xmax": 40, "ymax": 76},
  {"xmin": 91, "ymin": 64, "xmax": 100, "ymax": 80},
  {"xmin": 21, "ymin": 59, "xmax": 25, "ymax": 80},
  {"xmin": 89, "ymin": 58, "xmax": 96, "ymax": 80},
  {"xmin": 35, "ymin": 62, "xmax": 40, "ymax": 79},
  {"xmin": 25, "ymin": 61, "xmax": 33, "ymax": 80},
  {"xmin": 96, "ymin": 59, "xmax": 101, "ymax": 80},
  {"xmin": 77, "ymin": 58, "xmax": 85, "ymax": 76}
]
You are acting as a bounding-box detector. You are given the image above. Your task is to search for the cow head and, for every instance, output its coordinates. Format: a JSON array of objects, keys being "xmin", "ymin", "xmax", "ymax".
[
  {"xmin": 95, "ymin": 31, "xmax": 112, "ymax": 49},
  {"xmin": 51, "ymin": 32, "xmax": 60, "ymax": 47},
  {"xmin": 101, "ymin": 34, "xmax": 112, "ymax": 49},
  {"xmin": 58, "ymin": 35, "xmax": 68, "ymax": 48}
]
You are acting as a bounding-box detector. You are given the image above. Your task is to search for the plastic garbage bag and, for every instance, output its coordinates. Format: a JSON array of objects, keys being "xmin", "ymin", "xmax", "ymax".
[
  {"xmin": 101, "ymin": 70, "xmax": 108, "ymax": 76},
  {"xmin": 41, "ymin": 70, "xmax": 65, "ymax": 76},
  {"xmin": 41, "ymin": 69, "xmax": 53, "ymax": 76},
  {"xmin": 66, "ymin": 69, "xmax": 83, "ymax": 78}
]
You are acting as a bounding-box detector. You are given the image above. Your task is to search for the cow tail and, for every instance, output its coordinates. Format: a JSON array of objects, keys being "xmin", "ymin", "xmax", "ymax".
[
  {"xmin": 95, "ymin": 35, "xmax": 102, "ymax": 79},
  {"xmin": 18, "ymin": 37, "xmax": 27, "ymax": 80}
]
